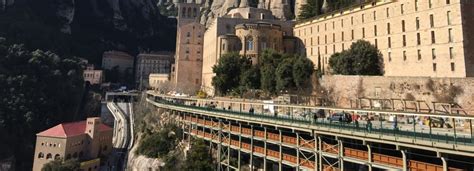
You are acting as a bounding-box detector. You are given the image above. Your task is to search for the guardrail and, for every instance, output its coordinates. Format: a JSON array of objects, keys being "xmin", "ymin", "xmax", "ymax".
[{"xmin": 148, "ymin": 95, "xmax": 474, "ymax": 147}]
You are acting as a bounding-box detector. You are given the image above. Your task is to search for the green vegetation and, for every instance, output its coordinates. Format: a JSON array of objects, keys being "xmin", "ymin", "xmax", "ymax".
[
  {"xmin": 182, "ymin": 139, "xmax": 214, "ymax": 171},
  {"xmin": 0, "ymin": 38, "xmax": 85, "ymax": 169},
  {"xmin": 136, "ymin": 124, "xmax": 183, "ymax": 158},
  {"xmin": 299, "ymin": 0, "xmax": 360, "ymax": 20},
  {"xmin": 212, "ymin": 50, "xmax": 314, "ymax": 96},
  {"xmin": 328, "ymin": 40, "xmax": 383, "ymax": 75},
  {"xmin": 41, "ymin": 159, "xmax": 80, "ymax": 171}
]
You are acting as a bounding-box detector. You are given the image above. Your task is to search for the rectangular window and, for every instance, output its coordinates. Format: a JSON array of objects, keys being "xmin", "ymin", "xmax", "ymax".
[
  {"xmin": 317, "ymin": 36, "xmax": 320, "ymax": 45},
  {"xmin": 401, "ymin": 4, "xmax": 404, "ymax": 14},
  {"xmin": 418, "ymin": 49, "xmax": 422, "ymax": 60},
  {"xmin": 403, "ymin": 51, "xmax": 407, "ymax": 61},
  {"xmin": 375, "ymin": 39, "xmax": 378, "ymax": 48},
  {"xmin": 351, "ymin": 17, "xmax": 354, "ymax": 25},
  {"xmin": 402, "ymin": 20, "xmax": 405, "ymax": 32},
  {"xmin": 341, "ymin": 19, "xmax": 344, "ymax": 27},
  {"xmin": 417, "ymin": 33, "xmax": 421, "ymax": 45},
  {"xmin": 449, "ymin": 47, "xmax": 454, "ymax": 59},
  {"xmin": 416, "ymin": 17, "xmax": 420, "ymax": 30},
  {"xmin": 388, "ymin": 37, "xmax": 392, "ymax": 48},
  {"xmin": 447, "ymin": 0, "xmax": 450, "ymax": 4},
  {"xmin": 373, "ymin": 11, "xmax": 376, "ymax": 20},
  {"xmin": 415, "ymin": 0, "xmax": 419, "ymax": 11},
  {"xmin": 451, "ymin": 62, "xmax": 455, "ymax": 71},
  {"xmin": 387, "ymin": 23, "xmax": 391, "ymax": 34},
  {"xmin": 325, "ymin": 23, "xmax": 327, "ymax": 31},
  {"xmin": 448, "ymin": 28, "xmax": 453, "ymax": 42},
  {"xmin": 429, "ymin": 0, "xmax": 433, "ymax": 8},
  {"xmin": 430, "ymin": 14, "xmax": 434, "ymax": 28},
  {"xmin": 447, "ymin": 11, "xmax": 451, "ymax": 25},
  {"xmin": 325, "ymin": 35, "xmax": 327, "ymax": 44},
  {"xmin": 342, "ymin": 32, "xmax": 345, "ymax": 41},
  {"xmin": 342, "ymin": 43, "xmax": 345, "ymax": 50},
  {"xmin": 333, "ymin": 45, "xmax": 335, "ymax": 53},
  {"xmin": 333, "ymin": 33, "xmax": 335, "ymax": 43},
  {"xmin": 362, "ymin": 28, "xmax": 365, "ymax": 38},
  {"xmin": 362, "ymin": 14, "xmax": 365, "ymax": 23},
  {"xmin": 431, "ymin": 31, "xmax": 436, "ymax": 44},
  {"xmin": 386, "ymin": 7, "xmax": 390, "ymax": 17},
  {"xmin": 388, "ymin": 52, "xmax": 392, "ymax": 62},
  {"xmin": 332, "ymin": 21, "xmax": 335, "ymax": 29},
  {"xmin": 351, "ymin": 30, "xmax": 354, "ymax": 40},
  {"xmin": 403, "ymin": 35, "xmax": 406, "ymax": 47},
  {"xmin": 374, "ymin": 25, "xmax": 377, "ymax": 36},
  {"xmin": 433, "ymin": 63, "xmax": 437, "ymax": 71},
  {"xmin": 432, "ymin": 48, "xmax": 436, "ymax": 59}
]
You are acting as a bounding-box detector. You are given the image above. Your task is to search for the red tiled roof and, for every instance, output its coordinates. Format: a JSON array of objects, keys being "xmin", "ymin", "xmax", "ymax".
[{"xmin": 37, "ymin": 121, "xmax": 112, "ymax": 138}]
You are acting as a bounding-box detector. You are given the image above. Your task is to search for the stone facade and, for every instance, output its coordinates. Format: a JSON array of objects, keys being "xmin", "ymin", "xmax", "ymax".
[
  {"xmin": 171, "ymin": 1, "xmax": 205, "ymax": 94},
  {"xmin": 32, "ymin": 118, "xmax": 113, "ymax": 171},
  {"xmin": 319, "ymin": 75, "xmax": 474, "ymax": 115},
  {"xmin": 83, "ymin": 65, "xmax": 104, "ymax": 85},
  {"xmin": 294, "ymin": 0, "xmax": 474, "ymax": 77},
  {"xmin": 149, "ymin": 73, "xmax": 170, "ymax": 89},
  {"xmin": 102, "ymin": 51, "xmax": 134, "ymax": 73},
  {"xmin": 201, "ymin": 6, "xmax": 298, "ymax": 95},
  {"xmin": 136, "ymin": 52, "xmax": 174, "ymax": 89}
]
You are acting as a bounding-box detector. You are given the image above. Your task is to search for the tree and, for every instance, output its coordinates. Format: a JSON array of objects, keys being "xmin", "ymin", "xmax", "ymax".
[
  {"xmin": 183, "ymin": 139, "xmax": 214, "ymax": 171},
  {"xmin": 293, "ymin": 56, "xmax": 315, "ymax": 91},
  {"xmin": 0, "ymin": 38, "xmax": 85, "ymax": 169},
  {"xmin": 239, "ymin": 66, "xmax": 260, "ymax": 91},
  {"xmin": 212, "ymin": 53, "xmax": 244, "ymax": 95},
  {"xmin": 276, "ymin": 58, "xmax": 295, "ymax": 92},
  {"xmin": 42, "ymin": 159, "xmax": 80, "ymax": 171},
  {"xmin": 136, "ymin": 123, "xmax": 183, "ymax": 158},
  {"xmin": 299, "ymin": 0, "xmax": 321, "ymax": 20},
  {"xmin": 329, "ymin": 40, "xmax": 383, "ymax": 75},
  {"xmin": 259, "ymin": 50, "xmax": 283, "ymax": 95}
]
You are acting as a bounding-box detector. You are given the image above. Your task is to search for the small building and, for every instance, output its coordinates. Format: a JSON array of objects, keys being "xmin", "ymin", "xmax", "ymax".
[
  {"xmin": 83, "ymin": 65, "xmax": 104, "ymax": 85},
  {"xmin": 32, "ymin": 117, "xmax": 113, "ymax": 171},
  {"xmin": 102, "ymin": 51, "xmax": 134, "ymax": 72},
  {"xmin": 149, "ymin": 73, "xmax": 170, "ymax": 90},
  {"xmin": 136, "ymin": 52, "xmax": 174, "ymax": 89}
]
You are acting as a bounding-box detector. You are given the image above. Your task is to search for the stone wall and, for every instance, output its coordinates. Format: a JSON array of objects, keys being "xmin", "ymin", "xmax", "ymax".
[{"xmin": 319, "ymin": 75, "xmax": 474, "ymax": 115}]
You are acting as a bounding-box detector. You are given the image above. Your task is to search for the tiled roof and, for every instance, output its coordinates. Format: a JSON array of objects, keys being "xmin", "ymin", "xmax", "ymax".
[{"xmin": 37, "ymin": 121, "xmax": 112, "ymax": 138}]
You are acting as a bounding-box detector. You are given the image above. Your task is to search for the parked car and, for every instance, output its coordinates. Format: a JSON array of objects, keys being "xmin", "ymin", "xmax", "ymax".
[{"xmin": 327, "ymin": 112, "xmax": 352, "ymax": 123}]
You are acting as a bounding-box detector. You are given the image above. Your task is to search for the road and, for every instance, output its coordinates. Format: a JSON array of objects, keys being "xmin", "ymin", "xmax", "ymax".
[{"xmin": 104, "ymin": 102, "xmax": 134, "ymax": 171}]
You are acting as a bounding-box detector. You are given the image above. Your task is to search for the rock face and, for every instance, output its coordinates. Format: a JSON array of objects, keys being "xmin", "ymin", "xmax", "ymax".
[{"xmin": 198, "ymin": 0, "xmax": 295, "ymax": 26}]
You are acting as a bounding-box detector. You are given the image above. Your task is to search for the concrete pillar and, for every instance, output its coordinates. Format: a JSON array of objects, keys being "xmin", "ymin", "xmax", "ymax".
[
  {"xmin": 279, "ymin": 130, "xmax": 283, "ymax": 171},
  {"xmin": 264, "ymin": 127, "xmax": 267, "ymax": 171},
  {"xmin": 441, "ymin": 157, "xmax": 448, "ymax": 171},
  {"xmin": 238, "ymin": 123, "xmax": 242, "ymax": 171},
  {"xmin": 338, "ymin": 140, "xmax": 344, "ymax": 171},
  {"xmin": 366, "ymin": 144, "xmax": 372, "ymax": 171},
  {"xmin": 401, "ymin": 150, "xmax": 407, "ymax": 171},
  {"xmin": 296, "ymin": 133, "xmax": 300, "ymax": 171},
  {"xmin": 218, "ymin": 119, "xmax": 222, "ymax": 170},
  {"xmin": 318, "ymin": 137, "xmax": 323, "ymax": 171},
  {"xmin": 250, "ymin": 125, "xmax": 254, "ymax": 170},
  {"xmin": 314, "ymin": 134, "xmax": 318, "ymax": 171}
]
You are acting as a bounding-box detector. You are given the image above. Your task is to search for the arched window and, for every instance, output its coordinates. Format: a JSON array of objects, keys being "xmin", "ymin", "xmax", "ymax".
[
  {"xmin": 66, "ymin": 154, "xmax": 71, "ymax": 160},
  {"xmin": 46, "ymin": 153, "xmax": 52, "ymax": 160},
  {"xmin": 182, "ymin": 7, "xmax": 186, "ymax": 17},
  {"xmin": 260, "ymin": 37, "xmax": 267, "ymax": 50},
  {"xmin": 38, "ymin": 152, "xmax": 44, "ymax": 159},
  {"xmin": 193, "ymin": 8, "xmax": 197, "ymax": 17},
  {"xmin": 54, "ymin": 154, "xmax": 60, "ymax": 160},
  {"xmin": 246, "ymin": 37, "xmax": 254, "ymax": 51},
  {"xmin": 103, "ymin": 145, "xmax": 108, "ymax": 151},
  {"xmin": 73, "ymin": 152, "xmax": 78, "ymax": 158}
]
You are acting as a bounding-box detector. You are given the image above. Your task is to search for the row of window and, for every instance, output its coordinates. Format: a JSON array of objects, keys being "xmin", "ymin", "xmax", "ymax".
[
  {"xmin": 40, "ymin": 142, "xmax": 61, "ymax": 148},
  {"xmin": 299, "ymin": 4, "xmax": 453, "ymax": 37}
]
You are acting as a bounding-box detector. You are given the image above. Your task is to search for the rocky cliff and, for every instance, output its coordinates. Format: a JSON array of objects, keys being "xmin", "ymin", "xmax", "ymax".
[
  {"xmin": 0, "ymin": 0, "xmax": 176, "ymax": 64},
  {"xmin": 157, "ymin": 0, "xmax": 296, "ymax": 27}
]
